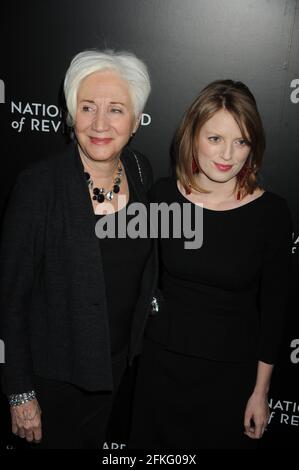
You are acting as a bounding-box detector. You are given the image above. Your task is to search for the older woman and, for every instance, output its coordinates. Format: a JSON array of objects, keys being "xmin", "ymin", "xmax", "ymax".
[
  {"xmin": 129, "ymin": 80, "xmax": 292, "ymax": 449},
  {"xmin": 0, "ymin": 49, "xmax": 157, "ymax": 449}
]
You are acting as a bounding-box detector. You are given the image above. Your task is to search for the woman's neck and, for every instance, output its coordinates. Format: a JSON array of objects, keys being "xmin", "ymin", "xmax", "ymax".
[
  {"xmin": 78, "ymin": 148, "xmax": 120, "ymax": 180},
  {"xmin": 195, "ymin": 173, "xmax": 237, "ymax": 203}
]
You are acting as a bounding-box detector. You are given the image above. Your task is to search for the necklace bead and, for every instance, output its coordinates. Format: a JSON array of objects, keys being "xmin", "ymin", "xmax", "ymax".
[
  {"xmin": 84, "ymin": 162, "xmax": 122, "ymax": 204},
  {"xmin": 97, "ymin": 194, "xmax": 105, "ymax": 203}
]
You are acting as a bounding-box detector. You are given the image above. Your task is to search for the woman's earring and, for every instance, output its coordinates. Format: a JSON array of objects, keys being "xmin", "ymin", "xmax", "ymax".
[
  {"xmin": 192, "ymin": 157, "xmax": 199, "ymax": 174},
  {"xmin": 236, "ymin": 157, "xmax": 253, "ymax": 200}
]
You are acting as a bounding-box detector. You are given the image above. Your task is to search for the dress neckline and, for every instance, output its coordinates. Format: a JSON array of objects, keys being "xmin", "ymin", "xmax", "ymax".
[{"xmin": 175, "ymin": 180, "xmax": 267, "ymax": 213}]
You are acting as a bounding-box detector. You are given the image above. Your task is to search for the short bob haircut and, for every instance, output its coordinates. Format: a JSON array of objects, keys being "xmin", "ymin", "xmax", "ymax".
[
  {"xmin": 64, "ymin": 49, "xmax": 151, "ymax": 126},
  {"xmin": 175, "ymin": 80, "xmax": 266, "ymax": 199}
]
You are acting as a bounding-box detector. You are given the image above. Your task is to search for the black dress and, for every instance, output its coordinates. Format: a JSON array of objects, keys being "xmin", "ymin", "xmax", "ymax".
[
  {"xmin": 129, "ymin": 177, "xmax": 292, "ymax": 449},
  {"xmin": 95, "ymin": 179, "xmax": 152, "ymax": 358}
]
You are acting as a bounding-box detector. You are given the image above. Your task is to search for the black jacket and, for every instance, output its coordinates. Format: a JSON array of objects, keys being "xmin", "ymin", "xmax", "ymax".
[{"xmin": 0, "ymin": 144, "xmax": 157, "ymax": 395}]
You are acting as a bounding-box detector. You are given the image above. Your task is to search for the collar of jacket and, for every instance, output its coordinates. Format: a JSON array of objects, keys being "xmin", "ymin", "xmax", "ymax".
[
  {"xmin": 56, "ymin": 142, "xmax": 151, "ymax": 243},
  {"xmin": 73, "ymin": 143, "xmax": 148, "ymax": 205}
]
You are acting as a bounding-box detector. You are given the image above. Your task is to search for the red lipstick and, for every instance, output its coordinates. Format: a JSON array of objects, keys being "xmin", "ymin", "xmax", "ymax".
[{"xmin": 214, "ymin": 163, "xmax": 233, "ymax": 172}]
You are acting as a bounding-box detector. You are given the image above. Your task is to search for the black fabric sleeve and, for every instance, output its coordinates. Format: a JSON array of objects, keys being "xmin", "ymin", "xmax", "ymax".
[
  {"xmin": 0, "ymin": 170, "xmax": 44, "ymax": 394},
  {"xmin": 258, "ymin": 198, "xmax": 293, "ymax": 364}
]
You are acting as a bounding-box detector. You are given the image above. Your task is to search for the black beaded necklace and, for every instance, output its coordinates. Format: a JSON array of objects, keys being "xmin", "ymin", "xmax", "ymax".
[{"xmin": 84, "ymin": 162, "xmax": 122, "ymax": 203}]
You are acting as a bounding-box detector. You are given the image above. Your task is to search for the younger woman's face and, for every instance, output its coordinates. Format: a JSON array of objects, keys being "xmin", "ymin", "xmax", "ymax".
[{"xmin": 195, "ymin": 108, "xmax": 251, "ymax": 185}]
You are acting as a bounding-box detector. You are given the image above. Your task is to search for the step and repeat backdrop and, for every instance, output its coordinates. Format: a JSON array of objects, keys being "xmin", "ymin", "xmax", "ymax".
[{"xmin": 0, "ymin": 0, "xmax": 298, "ymax": 449}]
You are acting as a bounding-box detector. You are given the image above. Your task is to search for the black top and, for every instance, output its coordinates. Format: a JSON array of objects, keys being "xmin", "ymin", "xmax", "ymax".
[
  {"xmin": 0, "ymin": 144, "xmax": 157, "ymax": 394},
  {"xmin": 95, "ymin": 180, "xmax": 151, "ymax": 356},
  {"xmin": 145, "ymin": 177, "xmax": 292, "ymax": 364}
]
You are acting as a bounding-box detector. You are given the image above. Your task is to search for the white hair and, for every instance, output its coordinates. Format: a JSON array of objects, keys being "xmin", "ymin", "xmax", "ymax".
[{"xmin": 64, "ymin": 49, "xmax": 151, "ymax": 126}]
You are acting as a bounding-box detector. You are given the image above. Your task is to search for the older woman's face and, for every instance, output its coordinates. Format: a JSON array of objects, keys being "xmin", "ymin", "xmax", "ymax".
[
  {"xmin": 75, "ymin": 71, "xmax": 138, "ymax": 163},
  {"xmin": 195, "ymin": 108, "xmax": 251, "ymax": 184}
]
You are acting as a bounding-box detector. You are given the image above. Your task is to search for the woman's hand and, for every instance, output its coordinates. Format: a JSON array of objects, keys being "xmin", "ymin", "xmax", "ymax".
[
  {"xmin": 243, "ymin": 392, "xmax": 269, "ymax": 439},
  {"xmin": 10, "ymin": 399, "xmax": 42, "ymax": 443}
]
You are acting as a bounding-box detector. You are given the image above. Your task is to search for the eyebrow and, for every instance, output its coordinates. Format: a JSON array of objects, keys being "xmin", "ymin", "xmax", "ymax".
[
  {"xmin": 206, "ymin": 131, "xmax": 246, "ymax": 139},
  {"xmin": 79, "ymin": 99, "xmax": 126, "ymax": 106}
]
